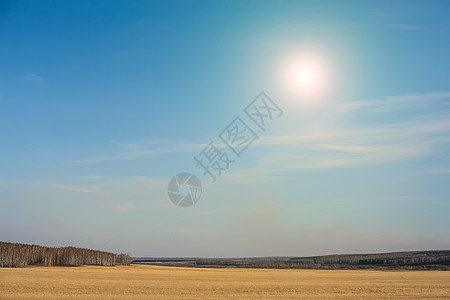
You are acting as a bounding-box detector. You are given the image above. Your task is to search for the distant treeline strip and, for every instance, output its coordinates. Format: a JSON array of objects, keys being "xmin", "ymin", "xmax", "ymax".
[
  {"xmin": 287, "ymin": 250, "xmax": 450, "ymax": 268},
  {"xmin": 133, "ymin": 250, "xmax": 450, "ymax": 270},
  {"xmin": 0, "ymin": 241, "xmax": 131, "ymax": 268}
]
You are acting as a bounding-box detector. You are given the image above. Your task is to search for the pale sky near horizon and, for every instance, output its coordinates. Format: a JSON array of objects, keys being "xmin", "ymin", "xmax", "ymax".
[{"xmin": 1, "ymin": 0, "xmax": 450, "ymax": 257}]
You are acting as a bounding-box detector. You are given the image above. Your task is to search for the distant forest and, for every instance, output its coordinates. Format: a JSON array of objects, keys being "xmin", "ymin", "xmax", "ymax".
[
  {"xmin": 287, "ymin": 250, "xmax": 450, "ymax": 269},
  {"xmin": 134, "ymin": 250, "xmax": 450, "ymax": 270},
  {"xmin": 0, "ymin": 241, "xmax": 131, "ymax": 268}
]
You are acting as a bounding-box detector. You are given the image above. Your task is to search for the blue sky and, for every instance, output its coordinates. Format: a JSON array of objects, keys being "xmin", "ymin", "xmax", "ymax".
[{"xmin": 1, "ymin": 0, "xmax": 450, "ymax": 257}]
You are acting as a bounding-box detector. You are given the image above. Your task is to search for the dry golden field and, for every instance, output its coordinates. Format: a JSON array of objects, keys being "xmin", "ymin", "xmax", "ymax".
[{"xmin": 0, "ymin": 265, "xmax": 449, "ymax": 299}]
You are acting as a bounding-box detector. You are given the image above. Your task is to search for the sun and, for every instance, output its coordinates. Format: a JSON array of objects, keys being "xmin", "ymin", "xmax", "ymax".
[
  {"xmin": 297, "ymin": 67, "xmax": 316, "ymax": 86},
  {"xmin": 281, "ymin": 55, "xmax": 327, "ymax": 98}
]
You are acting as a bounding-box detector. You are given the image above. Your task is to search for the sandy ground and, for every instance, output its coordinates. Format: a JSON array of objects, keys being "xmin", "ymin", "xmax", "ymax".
[{"xmin": 0, "ymin": 265, "xmax": 449, "ymax": 299}]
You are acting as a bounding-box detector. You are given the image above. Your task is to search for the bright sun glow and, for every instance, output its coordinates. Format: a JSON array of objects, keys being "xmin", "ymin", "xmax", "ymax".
[{"xmin": 281, "ymin": 55, "xmax": 328, "ymax": 98}]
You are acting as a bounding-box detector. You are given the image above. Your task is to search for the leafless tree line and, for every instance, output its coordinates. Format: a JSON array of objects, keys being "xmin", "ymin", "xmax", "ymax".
[
  {"xmin": 116, "ymin": 253, "xmax": 132, "ymax": 265},
  {"xmin": 0, "ymin": 241, "xmax": 131, "ymax": 268}
]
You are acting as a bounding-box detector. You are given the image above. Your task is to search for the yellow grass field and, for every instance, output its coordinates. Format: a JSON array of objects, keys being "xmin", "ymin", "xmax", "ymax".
[{"xmin": 0, "ymin": 265, "xmax": 449, "ymax": 299}]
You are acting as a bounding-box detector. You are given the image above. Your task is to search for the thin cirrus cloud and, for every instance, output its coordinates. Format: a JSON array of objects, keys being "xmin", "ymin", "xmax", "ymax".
[
  {"xmin": 256, "ymin": 118, "xmax": 450, "ymax": 154},
  {"xmin": 248, "ymin": 92, "xmax": 450, "ymax": 173},
  {"xmin": 65, "ymin": 144, "xmax": 201, "ymax": 165},
  {"xmin": 18, "ymin": 72, "xmax": 45, "ymax": 87},
  {"xmin": 55, "ymin": 177, "xmax": 164, "ymax": 195},
  {"xmin": 331, "ymin": 92, "xmax": 450, "ymax": 113},
  {"xmin": 321, "ymin": 144, "xmax": 378, "ymax": 154},
  {"xmin": 62, "ymin": 92, "xmax": 450, "ymax": 177},
  {"xmin": 114, "ymin": 142, "xmax": 145, "ymax": 150},
  {"xmin": 54, "ymin": 185, "xmax": 110, "ymax": 195},
  {"xmin": 258, "ymin": 118, "xmax": 450, "ymax": 172},
  {"xmin": 50, "ymin": 177, "xmax": 165, "ymax": 214},
  {"xmin": 427, "ymin": 169, "xmax": 450, "ymax": 174}
]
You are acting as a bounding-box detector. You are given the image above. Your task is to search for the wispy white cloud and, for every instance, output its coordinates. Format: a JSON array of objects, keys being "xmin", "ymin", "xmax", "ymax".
[
  {"xmin": 322, "ymin": 144, "xmax": 378, "ymax": 154},
  {"xmin": 309, "ymin": 143, "xmax": 430, "ymax": 169},
  {"xmin": 114, "ymin": 142, "xmax": 145, "ymax": 149},
  {"xmin": 331, "ymin": 92, "xmax": 450, "ymax": 113},
  {"xmin": 49, "ymin": 177, "xmax": 165, "ymax": 213},
  {"xmin": 65, "ymin": 144, "xmax": 200, "ymax": 165},
  {"xmin": 64, "ymin": 92, "xmax": 450, "ymax": 177},
  {"xmin": 427, "ymin": 169, "xmax": 450, "ymax": 174},
  {"xmin": 19, "ymin": 72, "xmax": 45, "ymax": 87},
  {"xmin": 54, "ymin": 185, "xmax": 110, "ymax": 195},
  {"xmin": 252, "ymin": 114, "xmax": 450, "ymax": 172},
  {"xmin": 65, "ymin": 152, "xmax": 151, "ymax": 164}
]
